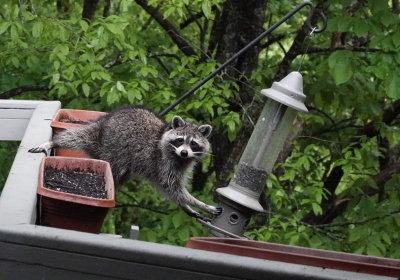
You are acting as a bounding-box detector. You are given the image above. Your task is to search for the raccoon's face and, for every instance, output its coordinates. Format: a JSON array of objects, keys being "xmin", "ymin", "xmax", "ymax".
[{"xmin": 161, "ymin": 116, "xmax": 212, "ymax": 161}]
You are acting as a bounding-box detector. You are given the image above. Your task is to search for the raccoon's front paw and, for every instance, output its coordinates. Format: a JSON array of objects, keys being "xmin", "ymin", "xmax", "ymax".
[
  {"xmin": 28, "ymin": 147, "xmax": 48, "ymax": 156},
  {"xmin": 206, "ymin": 205, "xmax": 222, "ymax": 216}
]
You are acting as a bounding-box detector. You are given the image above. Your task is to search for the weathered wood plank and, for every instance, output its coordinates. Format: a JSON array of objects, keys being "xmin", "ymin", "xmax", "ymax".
[
  {"xmin": 0, "ymin": 108, "xmax": 35, "ymax": 119},
  {"xmin": 0, "ymin": 119, "xmax": 29, "ymax": 140},
  {"xmin": 0, "ymin": 101, "xmax": 61, "ymax": 225},
  {"xmin": 0, "ymin": 100, "xmax": 40, "ymax": 108}
]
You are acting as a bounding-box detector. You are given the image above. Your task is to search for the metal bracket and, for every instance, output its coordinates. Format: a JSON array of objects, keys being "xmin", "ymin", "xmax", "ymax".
[{"xmin": 196, "ymin": 218, "xmax": 250, "ymax": 239}]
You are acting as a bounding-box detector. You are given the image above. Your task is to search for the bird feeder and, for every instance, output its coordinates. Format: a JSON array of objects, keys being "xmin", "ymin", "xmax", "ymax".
[{"xmin": 202, "ymin": 72, "xmax": 308, "ymax": 237}]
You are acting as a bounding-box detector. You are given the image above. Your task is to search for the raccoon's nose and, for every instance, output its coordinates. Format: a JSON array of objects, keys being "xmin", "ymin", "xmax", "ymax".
[{"xmin": 180, "ymin": 150, "xmax": 188, "ymax": 158}]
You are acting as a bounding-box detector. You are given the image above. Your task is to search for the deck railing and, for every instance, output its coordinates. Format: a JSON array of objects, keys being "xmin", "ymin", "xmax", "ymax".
[{"xmin": 0, "ymin": 100, "xmax": 388, "ymax": 280}]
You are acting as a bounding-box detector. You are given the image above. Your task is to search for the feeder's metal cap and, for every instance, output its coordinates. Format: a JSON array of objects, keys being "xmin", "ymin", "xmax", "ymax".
[
  {"xmin": 217, "ymin": 182, "xmax": 264, "ymax": 212},
  {"xmin": 261, "ymin": 71, "xmax": 308, "ymax": 113}
]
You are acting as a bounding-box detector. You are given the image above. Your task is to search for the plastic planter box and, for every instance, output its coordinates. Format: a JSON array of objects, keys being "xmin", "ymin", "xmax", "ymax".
[
  {"xmin": 37, "ymin": 156, "xmax": 115, "ymax": 234},
  {"xmin": 186, "ymin": 237, "xmax": 400, "ymax": 277},
  {"xmin": 51, "ymin": 109, "xmax": 106, "ymax": 157}
]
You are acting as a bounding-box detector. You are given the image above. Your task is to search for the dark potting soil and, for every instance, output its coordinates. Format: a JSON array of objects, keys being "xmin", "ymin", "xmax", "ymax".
[
  {"xmin": 59, "ymin": 118, "xmax": 89, "ymax": 125},
  {"xmin": 44, "ymin": 166, "xmax": 107, "ymax": 199}
]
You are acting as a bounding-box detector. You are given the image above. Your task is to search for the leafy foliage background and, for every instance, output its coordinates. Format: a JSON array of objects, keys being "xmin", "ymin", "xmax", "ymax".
[{"xmin": 1, "ymin": 0, "xmax": 400, "ymax": 256}]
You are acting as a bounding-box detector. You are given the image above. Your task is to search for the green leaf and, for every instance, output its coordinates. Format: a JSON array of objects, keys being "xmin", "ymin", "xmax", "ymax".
[
  {"xmin": 337, "ymin": 17, "xmax": 352, "ymax": 32},
  {"xmin": 98, "ymin": 72, "xmax": 111, "ymax": 81},
  {"xmin": 164, "ymin": 7, "xmax": 176, "ymax": 19},
  {"xmin": 368, "ymin": 0, "xmax": 387, "ymax": 13},
  {"xmin": 392, "ymin": 33, "xmax": 400, "ymax": 48},
  {"xmin": 107, "ymin": 89, "xmax": 120, "ymax": 105},
  {"xmin": 386, "ymin": 73, "xmax": 400, "ymax": 99},
  {"xmin": 11, "ymin": 5, "xmax": 20, "ymax": 20},
  {"xmin": 10, "ymin": 56, "xmax": 19, "ymax": 68},
  {"xmin": 202, "ymin": 2, "xmax": 212, "ymax": 19},
  {"xmin": 10, "ymin": 25, "xmax": 18, "ymax": 40},
  {"xmin": 32, "ymin": 21, "xmax": 43, "ymax": 38},
  {"xmin": 0, "ymin": 22, "xmax": 10, "ymax": 35},
  {"xmin": 353, "ymin": 20, "xmax": 369, "ymax": 37},
  {"xmin": 116, "ymin": 81, "xmax": 126, "ymax": 93},
  {"xmin": 177, "ymin": 226, "xmax": 190, "ymax": 241},
  {"xmin": 380, "ymin": 12, "xmax": 396, "ymax": 27},
  {"xmin": 119, "ymin": 0, "xmax": 128, "ymax": 12},
  {"xmin": 140, "ymin": 228, "xmax": 157, "ymax": 242},
  {"xmin": 366, "ymin": 243, "xmax": 383, "ymax": 257},
  {"xmin": 79, "ymin": 20, "xmax": 89, "ymax": 32},
  {"xmin": 368, "ymin": 64, "xmax": 388, "ymax": 79},
  {"xmin": 348, "ymin": 226, "xmax": 361, "ymax": 242},
  {"xmin": 289, "ymin": 235, "xmax": 299, "ymax": 245},
  {"xmin": 139, "ymin": 80, "xmax": 149, "ymax": 91},
  {"xmin": 82, "ymin": 83, "xmax": 90, "ymax": 97},
  {"xmin": 105, "ymin": 23, "xmax": 120, "ymax": 35},
  {"xmin": 311, "ymin": 202, "xmax": 323, "ymax": 216},
  {"xmin": 382, "ymin": 233, "xmax": 391, "ymax": 245},
  {"xmin": 52, "ymin": 73, "xmax": 60, "ymax": 85},
  {"xmin": 53, "ymin": 60, "xmax": 60, "ymax": 71},
  {"xmin": 127, "ymin": 89, "xmax": 141, "ymax": 103},
  {"xmin": 22, "ymin": 10, "xmax": 35, "ymax": 21},
  {"xmin": 172, "ymin": 212, "xmax": 185, "ymax": 229},
  {"xmin": 328, "ymin": 51, "xmax": 353, "ymax": 85}
]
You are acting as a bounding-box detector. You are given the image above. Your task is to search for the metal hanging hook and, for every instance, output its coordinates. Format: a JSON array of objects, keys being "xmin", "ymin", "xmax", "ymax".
[
  {"xmin": 306, "ymin": 4, "xmax": 327, "ymax": 33},
  {"xmin": 159, "ymin": 1, "xmax": 327, "ymax": 117}
]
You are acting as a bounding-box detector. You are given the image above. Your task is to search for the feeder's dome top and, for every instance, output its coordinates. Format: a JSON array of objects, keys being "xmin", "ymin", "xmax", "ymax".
[
  {"xmin": 217, "ymin": 184, "xmax": 264, "ymax": 212},
  {"xmin": 261, "ymin": 71, "xmax": 308, "ymax": 113}
]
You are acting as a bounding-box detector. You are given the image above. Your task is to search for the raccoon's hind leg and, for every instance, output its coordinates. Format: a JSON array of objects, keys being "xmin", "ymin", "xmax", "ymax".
[{"xmin": 28, "ymin": 141, "xmax": 54, "ymax": 156}]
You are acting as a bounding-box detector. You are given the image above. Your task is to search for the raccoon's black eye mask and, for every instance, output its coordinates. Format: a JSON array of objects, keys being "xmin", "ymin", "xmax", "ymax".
[
  {"xmin": 170, "ymin": 138, "xmax": 184, "ymax": 148},
  {"xmin": 190, "ymin": 140, "xmax": 202, "ymax": 152}
]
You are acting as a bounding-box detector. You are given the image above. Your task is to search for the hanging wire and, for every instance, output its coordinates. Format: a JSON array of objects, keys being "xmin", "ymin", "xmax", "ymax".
[{"xmin": 297, "ymin": 26, "xmax": 316, "ymax": 72}]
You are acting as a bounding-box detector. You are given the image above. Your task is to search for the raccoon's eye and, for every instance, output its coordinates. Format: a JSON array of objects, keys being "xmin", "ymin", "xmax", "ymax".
[
  {"xmin": 171, "ymin": 138, "xmax": 184, "ymax": 147},
  {"xmin": 190, "ymin": 140, "xmax": 200, "ymax": 150}
]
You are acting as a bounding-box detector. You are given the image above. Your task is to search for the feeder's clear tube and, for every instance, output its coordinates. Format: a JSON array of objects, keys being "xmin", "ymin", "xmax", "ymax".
[{"xmin": 240, "ymin": 99, "xmax": 297, "ymax": 174}]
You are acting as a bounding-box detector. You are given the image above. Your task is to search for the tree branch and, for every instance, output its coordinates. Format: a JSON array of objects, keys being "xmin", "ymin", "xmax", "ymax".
[
  {"xmin": 115, "ymin": 203, "xmax": 169, "ymax": 215},
  {"xmin": 305, "ymin": 46, "xmax": 382, "ymax": 55},
  {"xmin": 370, "ymin": 163, "xmax": 400, "ymax": 192},
  {"xmin": 104, "ymin": 53, "xmax": 181, "ymax": 69},
  {"xmin": 134, "ymin": 0, "xmax": 197, "ymax": 56},
  {"xmin": 0, "ymin": 85, "xmax": 49, "ymax": 99},
  {"xmin": 360, "ymin": 99, "xmax": 400, "ymax": 138},
  {"xmin": 103, "ymin": 0, "xmax": 111, "ymax": 17},
  {"xmin": 179, "ymin": 5, "xmax": 217, "ymax": 29},
  {"xmin": 393, "ymin": 0, "xmax": 400, "ymax": 14},
  {"xmin": 119, "ymin": 190, "xmax": 169, "ymax": 215},
  {"xmin": 259, "ymin": 35, "xmax": 285, "ymax": 49},
  {"xmin": 303, "ymin": 209, "xmax": 400, "ymax": 228},
  {"xmin": 151, "ymin": 56, "xmax": 170, "ymax": 75}
]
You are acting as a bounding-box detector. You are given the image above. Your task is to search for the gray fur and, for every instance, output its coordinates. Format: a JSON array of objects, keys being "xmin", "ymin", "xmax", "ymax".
[{"xmin": 29, "ymin": 106, "xmax": 219, "ymax": 218}]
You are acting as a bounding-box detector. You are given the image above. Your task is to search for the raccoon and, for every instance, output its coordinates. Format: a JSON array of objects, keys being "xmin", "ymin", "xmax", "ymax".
[{"xmin": 29, "ymin": 106, "xmax": 220, "ymax": 219}]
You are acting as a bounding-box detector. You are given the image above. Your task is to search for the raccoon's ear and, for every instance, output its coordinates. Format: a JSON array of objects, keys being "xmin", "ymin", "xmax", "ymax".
[
  {"xmin": 198, "ymin": 124, "xmax": 212, "ymax": 137},
  {"xmin": 171, "ymin": 116, "xmax": 185, "ymax": 129}
]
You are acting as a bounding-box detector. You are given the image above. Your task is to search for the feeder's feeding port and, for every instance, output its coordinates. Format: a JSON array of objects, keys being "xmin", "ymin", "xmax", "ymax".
[{"xmin": 202, "ymin": 72, "xmax": 308, "ymax": 238}]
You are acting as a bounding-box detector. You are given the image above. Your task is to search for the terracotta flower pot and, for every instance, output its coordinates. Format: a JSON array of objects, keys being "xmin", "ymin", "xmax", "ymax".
[
  {"xmin": 51, "ymin": 109, "xmax": 106, "ymax": 158},
  {"xmin": 186, "ymin": 237, "xmax": 400, "ymax": 277},
  {"xmin": 37, "ymin": 157, "xmax": 115, "ymax": 234}
]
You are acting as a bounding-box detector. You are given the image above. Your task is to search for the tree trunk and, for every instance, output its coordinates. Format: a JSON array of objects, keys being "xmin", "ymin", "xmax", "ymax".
[
  {"xmin": 82, "ymin": 0, "xmax": 100, "ymax": 20},
  {"xmin": 208, "ymin": 0, "xmax": 268, "ymax": 189}
]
